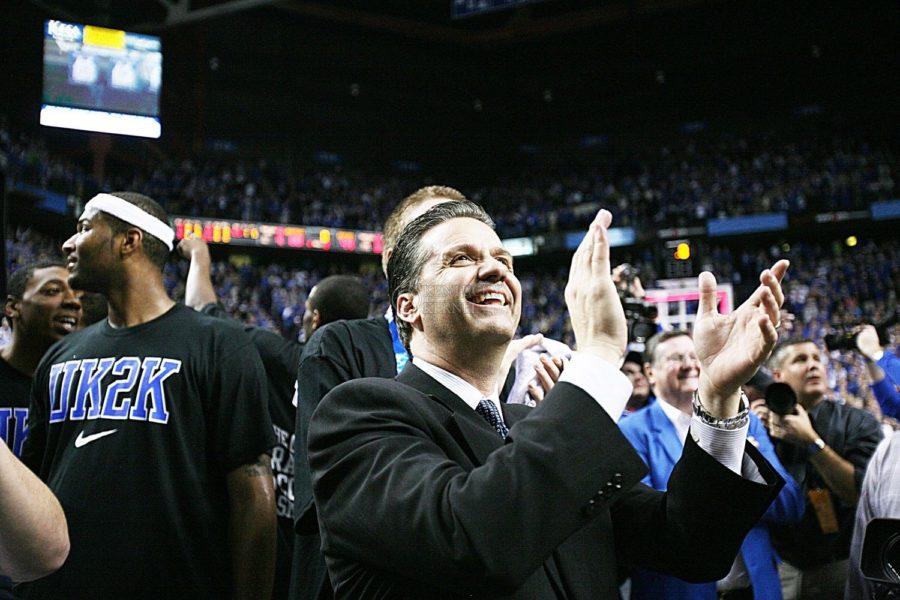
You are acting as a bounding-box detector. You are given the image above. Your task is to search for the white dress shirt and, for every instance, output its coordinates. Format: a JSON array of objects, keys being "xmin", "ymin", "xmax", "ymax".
[{"xmin": 415, "ymin": 352, "xmax": 750, "ymax": 479}]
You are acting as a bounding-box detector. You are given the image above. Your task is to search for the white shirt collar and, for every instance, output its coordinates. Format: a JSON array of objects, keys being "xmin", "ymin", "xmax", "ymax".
[
  {"xmin": 657, "ymin": 396, "xmax": 693, "ymax": 444},
  {"xmin": 413, "ymin": 357, "xmax": 503, "ymax": 416}
]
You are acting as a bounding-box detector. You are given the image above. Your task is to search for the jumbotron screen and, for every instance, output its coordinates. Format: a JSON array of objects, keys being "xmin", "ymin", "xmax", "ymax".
[{"xmin": 40, "ymin": 20, "xmax": 162, "ymax": 138}]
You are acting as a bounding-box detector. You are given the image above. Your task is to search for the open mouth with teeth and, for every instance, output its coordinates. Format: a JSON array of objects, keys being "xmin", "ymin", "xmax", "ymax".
[
  {"xmin": 53, "ymin": 316, "xmax": 79, "ymax": 332},
  {"xmin": 466, "ymin": 290, "xmax": 509, "ymax": 307}
]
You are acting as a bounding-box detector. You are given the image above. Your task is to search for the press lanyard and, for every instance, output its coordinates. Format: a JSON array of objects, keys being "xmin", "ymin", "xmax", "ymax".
[{"xmin": 385, "ymin": 309, "xmax": 409, "ymax": 374}]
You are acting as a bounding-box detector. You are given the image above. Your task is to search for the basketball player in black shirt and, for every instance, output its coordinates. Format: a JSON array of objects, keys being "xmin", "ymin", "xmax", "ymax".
[{"xmin": 20, "ymin": 192, "xmax": 277, "ymax": 600}]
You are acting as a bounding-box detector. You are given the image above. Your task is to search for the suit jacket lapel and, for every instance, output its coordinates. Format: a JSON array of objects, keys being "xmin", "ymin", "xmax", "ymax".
[
  {"xmin": 649, "ymin": 402, "xmax": 684, "ymax": 468},
  {"xmin": 397, "ymin": 367, "xmax": 570, "ymax": 596},
  {"xmin": 397, "ymin": 364, "xmax": 504, "ymax": 465}
]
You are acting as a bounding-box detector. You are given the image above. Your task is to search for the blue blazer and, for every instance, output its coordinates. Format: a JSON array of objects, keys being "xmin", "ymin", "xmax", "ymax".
[{"xmin": 620, "ymin": 401, "xmax": 805, "ymax": 600}]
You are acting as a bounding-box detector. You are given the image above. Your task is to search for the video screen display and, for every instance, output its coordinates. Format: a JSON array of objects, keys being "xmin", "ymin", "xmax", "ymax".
[{"xmin": 41, "ymin": 20, "xmax": 162, "ymax": 138}]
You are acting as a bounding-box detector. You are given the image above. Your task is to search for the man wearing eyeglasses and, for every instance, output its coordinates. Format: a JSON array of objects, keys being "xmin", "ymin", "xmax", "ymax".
[{"xmin": 620, "ymin": 330, "xmax": 805, "ymax": 600}]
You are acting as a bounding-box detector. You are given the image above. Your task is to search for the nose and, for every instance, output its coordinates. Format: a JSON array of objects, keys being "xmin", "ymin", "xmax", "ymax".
[
  {"xmin": 478, "ymin": 256, "xmax": 511, "ymax": 282},
  {"xmin": 62, "ymin": 234, "xmax": 77, "ymax": 254},
  {"xmin": 62, "ymin": 288, "xmax": 83, "ymax": 310}
]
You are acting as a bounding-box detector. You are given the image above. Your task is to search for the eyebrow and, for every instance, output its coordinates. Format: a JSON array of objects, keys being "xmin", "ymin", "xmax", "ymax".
[{"xmin": 38, "ymin": 278, "xmax": 68, "ymax": 287}]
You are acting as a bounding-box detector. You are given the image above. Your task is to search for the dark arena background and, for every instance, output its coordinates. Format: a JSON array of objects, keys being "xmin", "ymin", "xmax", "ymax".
[{"xmin": 3, "ymin": 0, "xmax": 899, "ymax": 397}]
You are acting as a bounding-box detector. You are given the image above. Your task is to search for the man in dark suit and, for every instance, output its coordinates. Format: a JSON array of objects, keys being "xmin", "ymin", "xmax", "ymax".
[
  {"xmin": 307, "ymin": 200, "xmax": 792, "ymax": 599},
  {"xmin": 291, "ymin": 186, "xmax": 548, "ymax": 600},
  {"xmin": 290, "ymin": 186, "xmax": 468, "ymax": 600}
]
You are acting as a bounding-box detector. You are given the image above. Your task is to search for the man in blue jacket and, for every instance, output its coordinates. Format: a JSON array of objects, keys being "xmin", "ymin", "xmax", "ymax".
[{"xmin": 621, "ymin": 329, "xmax": 805, "ymax": 600}]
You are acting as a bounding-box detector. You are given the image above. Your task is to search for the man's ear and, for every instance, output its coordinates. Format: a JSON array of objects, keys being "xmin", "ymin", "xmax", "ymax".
[
  {"xmin": 643, "ymin": 361, "xmax": 655, "ymax": 385},
  {"xmin": 120, "ymin": 228, "xmax": 143, "ymax": 257},
  {"xmin": 395, "ymin": 292, "xmax": 421, "ymax": 332},
  {"xmin": 311, "ymin": 309, "xmax": 321, "ymax": 331},
  {"xmin": 4, "ymin": 296, "xmax": 20, "ymax": 320},
  {"xmin": 771, "ymin": 368, "xmax": 783, "ymax": 382}
]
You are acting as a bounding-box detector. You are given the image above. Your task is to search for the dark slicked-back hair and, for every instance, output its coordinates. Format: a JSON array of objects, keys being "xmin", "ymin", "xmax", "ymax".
[
  {"xmin": 643, "ymin": 329, "xmax": 692, "ymax": 366},
  {"xmin": 768, "ymin": 337, "xmax": 819, "ymax": 370},
  {"xmin": 99, "ymin": 192, "xmax": 172, "ymax": 270},
  {"xmin": 309, "ymin": 275, "xmax": 370, "ymax": 324},
  {"xmin": 381, "ymin": 186, "xmax": 467, "ymax": 273},
  {"xmin": 388, "ymin": 200, "xmax": 494, "ymax": 352},
  {"xmin": 6, "ymin": 259, "xmax": 67, "ymax": 300}
]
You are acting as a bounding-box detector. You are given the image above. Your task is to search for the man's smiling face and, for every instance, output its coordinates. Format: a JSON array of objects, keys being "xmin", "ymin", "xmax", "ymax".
[{"xmin": 404, "ymin": 217, "xmax": 522, "ymax": 352}]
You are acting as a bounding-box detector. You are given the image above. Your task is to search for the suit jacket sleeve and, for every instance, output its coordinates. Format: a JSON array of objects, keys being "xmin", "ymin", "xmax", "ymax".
[
  {"xmin": 611, "ymin": 435, "xmax": 784, "ymax": 582},
  {"xmin": 309, "ymin": 376, "xmax": 784, "ymax": 594}
]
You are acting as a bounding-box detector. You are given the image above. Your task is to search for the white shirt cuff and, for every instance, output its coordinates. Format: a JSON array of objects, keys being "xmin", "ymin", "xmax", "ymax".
[
  {"xmin": 689, "ymin": 417, "xmax": 749, "ymax": 477},
  {"xmin": 558, "ymin": 353, "xmax": 632, "ymax": 423}
]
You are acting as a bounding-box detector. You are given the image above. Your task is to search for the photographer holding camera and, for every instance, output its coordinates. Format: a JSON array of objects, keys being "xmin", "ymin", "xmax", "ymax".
[
  {"xmin": 855, "ymin": 325, "xmax": 900, "ymax": 420},
  {"xmin": 612, "ymin": 263, "xmax": 659, "ymax": 347},
  {"xmin": 751, "ymin": 339, "xmax": 884, "ymax": 599}
]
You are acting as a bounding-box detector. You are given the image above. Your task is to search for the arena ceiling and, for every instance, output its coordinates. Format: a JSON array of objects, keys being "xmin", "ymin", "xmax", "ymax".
[{"xmin": 8, "ymin": 0, "xmax": 899, "ymax": 164}]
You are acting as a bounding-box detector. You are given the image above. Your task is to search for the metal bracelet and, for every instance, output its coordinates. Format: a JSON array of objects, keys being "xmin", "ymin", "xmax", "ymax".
[{"xmin": 692, "ymin": 390, "xmax": 750, "ymax": 430}]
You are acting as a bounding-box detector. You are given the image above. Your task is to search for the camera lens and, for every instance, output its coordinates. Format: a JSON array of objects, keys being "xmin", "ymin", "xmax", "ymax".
[
  {"xmin": 883, "ymin": 534, "xmax": 900, "ymax": 583},
  {"xmin": 765, "ymin": 382, "xmax": 797, "ymax": 417}
]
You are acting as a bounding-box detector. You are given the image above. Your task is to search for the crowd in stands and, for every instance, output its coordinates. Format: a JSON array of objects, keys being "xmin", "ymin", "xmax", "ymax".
[
  {"xmin": 2, "ymin": 116, "xmax": 899, "ymax": 425},
  {"xmin": 3, "ymin": 118, "xmax": 897, "ymax": 238},
  {"xmin": 5, "ymin": 224, "xmax": 898, "ymax": 430}
]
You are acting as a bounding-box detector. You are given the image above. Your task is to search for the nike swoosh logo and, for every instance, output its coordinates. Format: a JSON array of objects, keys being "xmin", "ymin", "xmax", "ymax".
[{"xmin": 74, "ymin": 429, "xmax": 118, "ymax": 448}]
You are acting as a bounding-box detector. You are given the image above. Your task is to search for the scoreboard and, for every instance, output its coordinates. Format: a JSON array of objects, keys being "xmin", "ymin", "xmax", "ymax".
[{"xmin": 174, "ymin": 216, "xmax": 384, "ymax": 255}]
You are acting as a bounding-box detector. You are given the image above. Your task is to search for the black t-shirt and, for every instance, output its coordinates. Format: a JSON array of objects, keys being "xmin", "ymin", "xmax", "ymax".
[
  {"xmin": 770, "ymin": 398, "xmax": 883, "ymax": 569},
  {"xmin": 202, "ymin": 302, "xmax": 301, "ymax": 600},
  {"xmin": 293, "ymin": 316, "xmax": 396, "ymax": 533},
  {"xmin": 18, "ymin": 304, "xmax": 275, "ymax": 600},
  {"xmin": 0, "ymin": 357, "xmax": 32, "ymax": 458},
  {"xmin": 289, "ymin": 316, "xmax": 395, "ymax": 600}
]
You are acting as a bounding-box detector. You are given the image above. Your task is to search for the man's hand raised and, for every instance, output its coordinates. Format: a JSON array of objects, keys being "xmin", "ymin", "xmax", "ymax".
[
  {"xmin": 564, "ymin": 210, "xmax": 627, "ymax": 367},
  {"xmin": 694, "ymin": 260, "xmax": 790, "ymax": 418},
  {"xmin": 176, "ymin": 237, "xmax": 211, "ymax": 262}
]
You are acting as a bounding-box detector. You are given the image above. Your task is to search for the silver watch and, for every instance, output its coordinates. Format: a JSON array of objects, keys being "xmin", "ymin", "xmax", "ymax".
[{"xmin": 692, "ymin": 390, "xmax": 750, "ymax": 430}]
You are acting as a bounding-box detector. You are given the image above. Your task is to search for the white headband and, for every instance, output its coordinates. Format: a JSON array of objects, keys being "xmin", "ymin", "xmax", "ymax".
[{"xmin": 84, "ymin": 193, "xmax": 175, "ymax": 251}]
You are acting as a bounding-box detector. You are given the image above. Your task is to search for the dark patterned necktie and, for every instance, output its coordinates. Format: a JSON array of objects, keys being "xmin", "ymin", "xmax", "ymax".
[{"xmin": 476, "ymin": 399, "xmax": 509, "ymax": 439}]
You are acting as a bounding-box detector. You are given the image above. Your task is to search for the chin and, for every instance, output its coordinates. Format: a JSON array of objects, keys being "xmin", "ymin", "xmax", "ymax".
[
  {"xmin": 473, "ymin": 324, "xmax": 516, "ymax": 345},
  {"xmin": 69, "ymin": 273, "xmax": 103, "ymax": 294}
]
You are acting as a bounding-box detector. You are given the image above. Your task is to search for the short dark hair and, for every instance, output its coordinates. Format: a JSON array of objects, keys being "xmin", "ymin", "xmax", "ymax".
[
  {"xmin": 6, "ymin": 259, "xmax": 67, "ymax": 300},
  {"xmin": 99, "ymin": 192, "xmax": 171, "ymax": 270},
  {"xmin": 4, "ymin": 259, "xmax": 68, "ymax": 328},
  {"xmin": 388, "ymin": 200, "xmax": 494, "ymax": 352},
  {"xmin": 768, "ymin": 337, "xmax": 818, "ymax": 370},
  {"xmin": 309, "ymin": 275, "xmax": 370, "ymax": 324},
  {"xmin": 381, "ymin": 186, "xmax": 467, "ymax": 273},
  {"xmin": 643, "ymin": 329, "xmax": 692, "ymax": 365}
]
